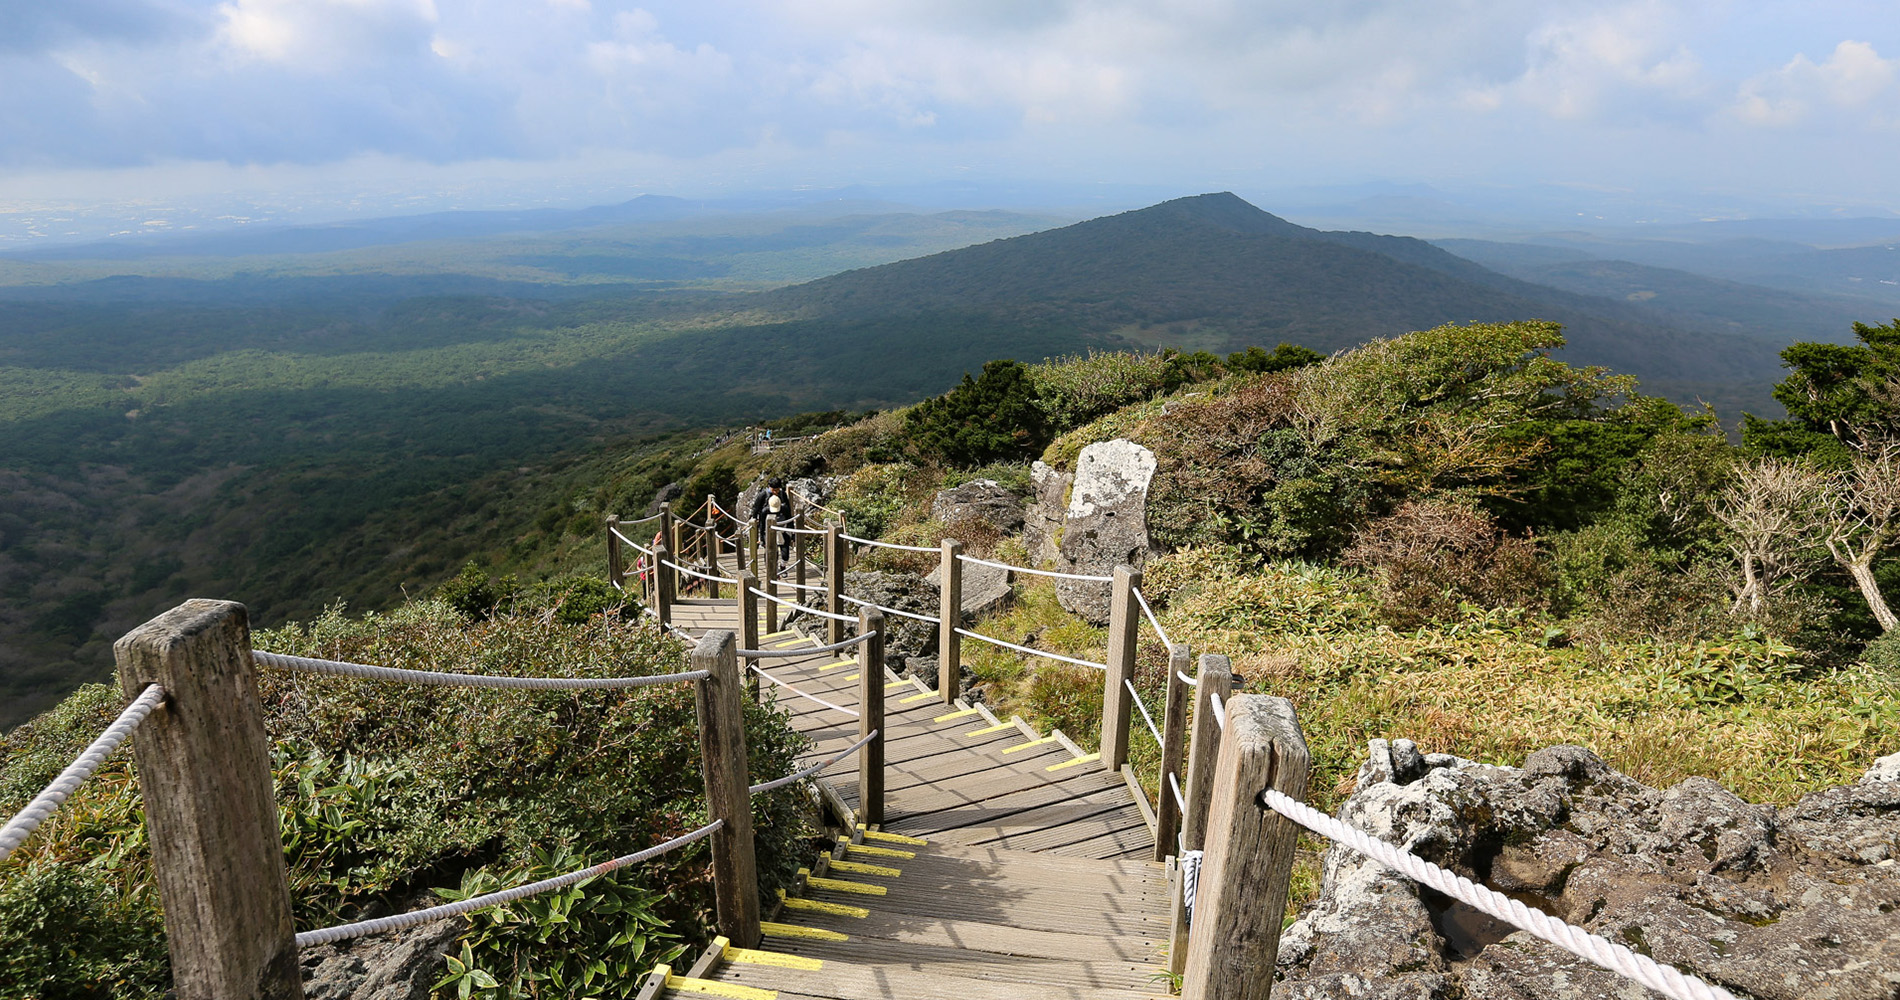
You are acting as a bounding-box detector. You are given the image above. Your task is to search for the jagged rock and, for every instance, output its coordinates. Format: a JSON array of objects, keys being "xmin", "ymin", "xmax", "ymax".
[
  {"xmin": 936, "ymin": 555, "xmax": 1011, "ymax": 620},
  {"xmin": 932, "ymin": 479, "xmax": 1025, "ymax": 536},
  {"xmin": 647, "ymin": 481, "xmax": 682, "ymax": 516},
  {"xmin": 1865, "ymin": 751, "xmax": 1900, "ymax": 784},
  {"xmin": 1024, "ymin": 461, "xmax": 1071, "ymax": 565},
  {"xmin": 1277, "ymin": 743, "xmax": 1900, "ymax": 1000},
  {"xmin": 1055, "ymin": 440, "xmax": 1157, "ymax": 623},
  {"xmin": 816, "ymin": 571, "xmax": 937, "ymax": 673},
  {"xmin": 301, "ymin": 912, "xmax": 462, "ymax": 1000}
]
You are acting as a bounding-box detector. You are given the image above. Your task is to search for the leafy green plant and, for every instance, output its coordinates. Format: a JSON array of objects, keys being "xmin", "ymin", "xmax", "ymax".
[{"xmin": 902, "ymin": 359, "xmax": 1047, "ymax": 466}]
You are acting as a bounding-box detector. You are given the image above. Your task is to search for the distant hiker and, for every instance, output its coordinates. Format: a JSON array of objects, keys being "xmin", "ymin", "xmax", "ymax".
[{"xmin": 751, "ymin": 481, "xmax": 795, "ymax": 567}]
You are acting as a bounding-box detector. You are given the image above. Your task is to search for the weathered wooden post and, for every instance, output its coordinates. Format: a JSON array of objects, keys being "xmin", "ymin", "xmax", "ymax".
[
  {"xmin": 654, "ymin": 540, "xmax": 675, "ymax": 629},
  {"xmin": 794, "ymin": 511, "xmax": 809, "ymax": 593},
  {"xmin": 746, "ymin": 514, "xmax": 759, "ymax": 579},
  {"xmin": 1184, "ymin": 653, "xmax": 1233, "ymax": 851},
  {"xmin": 762, "ymin": 523, "xmax": 779, "ymax": 635},
  {"xmin": 937, "ymin": 539, "xmax": 962, "ymax": 705},
  {"xmin": 824, "ymin": 525, "xmax": 846, "ymax": 645},
  {"xmin": 606, "ymin": 515, "xmax": 625, "ymax": 592},
  {"xmin": 114, "ymin": 600, "xmax": 304, "ymax": 1000},
  {"xmin": 1153, "ymin": 642, "xmax": 1192, "ymax": 863},
  {"xmin": 737, "ymin": 572, "xmax": 760, "ymax": 701},
  {"xmin": 1099, "ymin": 564, "xmax": 1142, "ymax": 772},
  {"xmin": 692, "ymin": 630, "xmax": 761, "ymax": 949},
  {"xmin": 857, "ymin": 607, "xmax": 886, "ymax": 827},
  {"xmin": 1181, "ymin": 695, "xmax": 1309, "ymax": 1000},
  {"xmin": 660, "ymin": 510, "xmax": 677, "ymax": 598}
]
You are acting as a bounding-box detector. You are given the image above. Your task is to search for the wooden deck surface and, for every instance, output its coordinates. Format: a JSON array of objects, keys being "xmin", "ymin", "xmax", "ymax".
[{"xmin": 648, "ymin": 579, "xmax": 1173, "ymax": 1000}]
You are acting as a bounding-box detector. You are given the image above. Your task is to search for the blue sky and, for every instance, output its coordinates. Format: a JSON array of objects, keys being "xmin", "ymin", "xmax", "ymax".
[{"xmin": 1, "ymin": 1, "xmax": 1897, "ymax": 234}]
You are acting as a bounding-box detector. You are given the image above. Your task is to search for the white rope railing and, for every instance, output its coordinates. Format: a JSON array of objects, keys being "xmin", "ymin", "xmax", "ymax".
[
  {"xmin": 1210, "ymin": 692, "xmax": 1226, "ymax": 730},
  {"xmin": 1167, "ymin": 771, "xmax": 1186, "ymax": 813},
  {"xmin": 1126, "ymin": 677, "xmax": 1163, "ymax": 745},
  {"xmin": 775, "ymin": 578, "xmax": 830, "ymax": 593},
  {"xmin": 750, "ymin": 587, "xmax": 859, "ymax": 623},
  {"xmin": 954, "ymin": 628, "xmax": 1108, "ymax": 670},
  {"xmin": 661, "ymin": 559, "xmax": 740, "ymax": 586},
  {"xmin": 737, "ymin": 635, "xmax": 863, "ymax": 658},
  {"xmin": 255, "ymin": 651, "xmax": 709, "ymax": 690},
  {"xmin": 748, "ymin": 665, "xmax": 861, "ymax": 718},
  {"xmin": 295, "ymin": 821, "xmax": 723, "ymax": 948},
  {"xmin": 958, "ymin": 554, "xmax": 1112, "ymax": 583},
  {"xmin": 749, "ymin": 730, "xmax": 879, "ymax": 794},
  {"xmin": 843, "ymin": 533, "xmax": 938, "ymax": 553},
  {"xmin": 0, "ymin": 684, "xmax": 167, "ymax": 864},
  {"xmin": 776, "ymin": 525, "xmax": 830, "ymax": 536},
  {"xmin": 1258, "ymin": 789, "xmax": 1739, "ymax": 1000},
  {"xmin": 837, "ymin": 593, "xmax": 942, "ymax": 625},
  {"xmin": 616, "ymin": 511, "xmax": 666, "ymax": 526},
  {"xmin": 1177, "ymin": 671, "xmax": 1198, "ymax": 686},
  {"xmin": 1132, "ymin": 587, "xmax": 1172, "ymax": 649},
  {"xmin": 610, "ymin": 527, "xmax": 655, "ymax": 556}
]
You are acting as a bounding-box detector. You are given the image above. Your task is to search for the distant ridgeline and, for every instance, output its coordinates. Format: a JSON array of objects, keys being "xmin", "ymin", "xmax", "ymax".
[{"xmin": 0, "ymin": 192, "xmax": 1864, "ymax": 725}]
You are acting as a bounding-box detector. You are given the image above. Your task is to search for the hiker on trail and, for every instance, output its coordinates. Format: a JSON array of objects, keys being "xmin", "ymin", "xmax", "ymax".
[{"xmin": 750, "ymin": 481, "xmax": 795, "ymax": 568}]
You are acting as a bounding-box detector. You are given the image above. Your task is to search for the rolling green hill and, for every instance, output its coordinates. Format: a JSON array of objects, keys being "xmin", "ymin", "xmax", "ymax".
[{"xmin": 0, "ymin": 193, "xmax": 1854, "ymax": 726}]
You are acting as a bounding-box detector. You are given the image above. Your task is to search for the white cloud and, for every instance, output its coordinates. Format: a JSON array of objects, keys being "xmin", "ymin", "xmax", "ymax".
[
  {"xmin": 1733, "ymin": 40, "xmax": 1898, "ymax": 127},
  {"xmin": 215, "ymin": 0, "xmax": 439, "ymax": 66}
]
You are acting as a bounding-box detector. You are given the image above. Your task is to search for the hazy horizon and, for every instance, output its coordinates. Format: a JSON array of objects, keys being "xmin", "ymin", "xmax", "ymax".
[{"xmin": 3, "ymin": 2, "xmax": 1898, "ymax": 248}]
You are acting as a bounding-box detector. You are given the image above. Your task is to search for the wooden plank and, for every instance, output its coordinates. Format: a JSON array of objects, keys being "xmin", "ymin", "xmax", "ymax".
[
  {"xmin": 694, "ymin": 630, "xmax": 761, "ymax": 948},
  {"xmin": 711, "ymin": 959, "xmax": 1163, "ymax": 1000},
  {"xmin": 774, "ymin": 908, "xmax": 1165, "ymax": 964},
  {"xmin": 765, "ymin": 938, "xmax": 1166, "ymax": 992}
]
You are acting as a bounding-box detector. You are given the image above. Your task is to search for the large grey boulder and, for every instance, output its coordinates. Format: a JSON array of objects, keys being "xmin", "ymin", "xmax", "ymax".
[
  {"xmin": 784, "ymin": 571, "xmax": 939, "ymax": 674},
  {"xmin": 301, "ymin": 911, "xmax": 462, "ymax": 999},
  {"xmin": 1024, "ymin": 461, "xmax": 1071, "ymax": 565},
  {"xmin": 932, "ymin": 479, "xmax": 1024, "ymax": 536},
  {"xmin": 1055, "ymin": 440, "xmax": 1157, "ymax": 623},
  {"xmin": 1277, "ymin": 743, "xmax": 1900, "ymax": 999},
  {"xmin": 933, "ymin": 555, "xmax": 1011, "ymax": 620}
]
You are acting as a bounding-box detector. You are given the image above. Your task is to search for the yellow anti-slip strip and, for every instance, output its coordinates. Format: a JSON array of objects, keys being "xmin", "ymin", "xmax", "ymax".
[
  {"xmin": 778, "ymin": 895, "xmax": 870, "ymax": 918},
  {"xmin": 964, "ymin": 721, "xmax": 1015, "ymax": 737},
  {"xmin": 799, "ymin": 868, "xmax": 888, "ymax": 896},
  {"xmin": 770, "ymin": 638, "xmax": 813, "ymax": 649},
  {"xmin": 933, "ymin": 707, "xmax": 980, "ymax": 722},
  {"xmin": 762, "ymin": 629, "xmax": 797, "ymax": 639},
  {"xmin": 841, "ymin": 840, "xmax": 915, "ymax": 859},
  {"xmin": 655, "ymin": 965, "xmax": 776, "ymax": 1000},
  {"xmin": 724, "ymin": 942, "xmax": 823, "ymax": 971},
  {"xmin": 898, "ymin": 691, "xmax": 937, "ymax": 704},
  {"xmin": 1002, "ymin": 734, "xmax": 1059, "ymax": 754},
  {"xmin": 861, "ymin": 829, "xmax": 927, "ymax": 846},
  {"xmin": 828, "ymin": 859, "xmax": 901, "ymax": 877},
  {"xmin": 761, "ymin": 921, "xmax": 849, "ymax": 942},
  {"xmin": 1047, "ymin": 752, "xmax": 1100, "ymax": 772},
  {"xmin": 817, "ymin": 659, "xmax": 857, "ymax": 672}
]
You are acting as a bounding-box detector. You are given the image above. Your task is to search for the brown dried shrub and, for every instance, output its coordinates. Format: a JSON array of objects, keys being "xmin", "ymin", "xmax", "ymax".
[{"xmin": 1344, "ymin": 500, "xmax": 1551, "ymax": 627}]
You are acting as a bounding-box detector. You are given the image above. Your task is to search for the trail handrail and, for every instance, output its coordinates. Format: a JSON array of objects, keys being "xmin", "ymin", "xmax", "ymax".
[
  {"xmin": 0, "ymin": 684, "xmax": 167, "ymax": 864},
  {"xmin": 842, "ymin": 533, "xmax": 937, "ymax": 553},
  {"xmin": 958, "ymin": 553, "xmax": 1112, "ymax": 582},
  {"xmin": 954, "ymin": 627, "xmax": 1108, "ymax": 670},
  {"xmin": 295, "ymin": 821, "xmax": 725, "ymax": 947},
  {"xmin": 749, "ymin": 730, "xmax": 878, "ymax": 794},
  {"xmin": 254, "ymin": 651, "xmax": 710, "ymax": 690},
  {"xmin": 747, "ymin": 665, "xmax": 861, "ymax": 719},
  {"xmin": 750, "ymin": 586, "xmax": 859, "ymax": 623}
]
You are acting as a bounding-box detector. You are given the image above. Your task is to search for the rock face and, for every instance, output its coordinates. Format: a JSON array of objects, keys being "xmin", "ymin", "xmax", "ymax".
[
  {"xmin": 1024, "ymin": 461, "xmax": 1071, "ymax": 566},
  {"xmin": 301, "ymin": 912, "xmax": 462, "ymax": 1000},
  {"xmin": 1054, "ymin": 440, "xmax": 1157, "ymax": 623},
  {"xmin": 932, "ymin": 479, "xmax": 1025, "ymax": 536},
  {"xmin": 935, "ymin": 556, "xmax": 1011, "ymax": 620},
  {"xmin": 1277, "ymin": 740, "xmax": 1900, "ymax": 1000},
  {"xmin": 786, "ymin": 571, "xmax": 939, "ymax": 675}
]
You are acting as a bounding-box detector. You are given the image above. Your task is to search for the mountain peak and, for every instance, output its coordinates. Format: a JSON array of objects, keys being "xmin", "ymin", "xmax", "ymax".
[{"xmin": 1133, "ymin": 192, "xmax": 1309, "ymax": 237}]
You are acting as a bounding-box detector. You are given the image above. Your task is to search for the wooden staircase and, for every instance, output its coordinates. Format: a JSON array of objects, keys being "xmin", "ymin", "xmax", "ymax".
[{"xmin": 643, "ymin": 602, "xmax": 1175, "ymax": 1000}]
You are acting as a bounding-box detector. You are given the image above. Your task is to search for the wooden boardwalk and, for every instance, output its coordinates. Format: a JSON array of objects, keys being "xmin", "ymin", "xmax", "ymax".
[{"xmin": 644, "ymin": 597, "xmax": 1173, "ymax": 1000}]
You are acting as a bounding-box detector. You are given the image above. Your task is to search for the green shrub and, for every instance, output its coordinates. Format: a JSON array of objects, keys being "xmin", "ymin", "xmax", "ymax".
[
  {"xmin": 438, "ymin": 560, "xmax": 518, "ymax": 621},
  {"xmin": 901, "ymin": 360, "xmax": 1047, "ymax": 466},
  {"xmin": 1862, "ymin": 631, "xmax": 1900, "ymax": 670},
  {"xmin": 1227, "ymin": 343, "xmax": 1323, "ymax": 374},
  {"xmin": 0, "ymin": 863, "xmax": 169, "ymax": 999}
]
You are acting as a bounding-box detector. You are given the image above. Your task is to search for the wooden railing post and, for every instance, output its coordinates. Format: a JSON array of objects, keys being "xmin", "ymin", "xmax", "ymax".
[
  {"xmin": 937, "ymin": 540, "xmax": 962, "ymax": 705},
  {"xmin": 1153, "ymin": 642, "xmax": 1191, "ymax": 862},
  {"xmin": 1099, "ymin": 565, "xmax": 1141, "ymax": 772},
  {"xmin": 747, "ymin": 516, "xmax": 759, "ymax": 579},
  {"xmin": 737, "ymin": 572, "xmax": 759, "ymax": 701},
  {"xmin": 692, "ymin": 630, "xmax": 761, "ymax": 949},
  {"xmin": 857, "ymin": 607, "xmax": 886, "ymax": 827},
  {"xmin": 654, "ymin": 540, "xmax": 675, "ymax": 628},
  {"xmin": 606, "ymin": 515, "xmax": 625, "ymax": 592},
  {"xmin": 702, "ymin": 495, "xmax": 720, "ymax": 600},
  {"xmin": 762, "ymin": 524, "xmax": 779, "ymax": 634},
  {"xmin": 1181, "ymin": 695, "xmax": 1309, "ymax": 1000},
  {"xmin": 1184, "ymin": 653, "xmax": 1233, "ymax": 851},
  {"xmin": 114, "ymin": 600, "xmax": 303, "ymax": 1000},
  {"xmin": 824, "ymin": 526, "xmax": 846, "ymax": 645},
  {"xmin": 659, "ymin": 510, "xmax": 677, "ymax": 597},
  {"xmin": 794, "ymin": 511, "xmax": 809, "ymax": 593}
]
